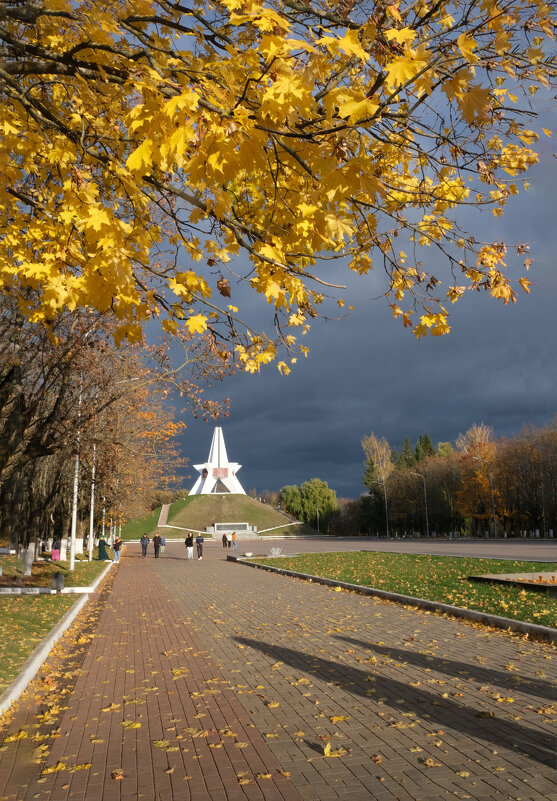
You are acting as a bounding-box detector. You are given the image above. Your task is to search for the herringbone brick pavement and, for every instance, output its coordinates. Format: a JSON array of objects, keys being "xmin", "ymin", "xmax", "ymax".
[{"xmin": 0, "ymin": 540, "xmax": 555, "ymax": 801}]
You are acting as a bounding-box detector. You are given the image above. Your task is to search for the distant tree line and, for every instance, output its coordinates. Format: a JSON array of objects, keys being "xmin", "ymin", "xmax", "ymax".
[{"xmin": 339, "ymin": 423, "xmax": 557, "ymax": 538}]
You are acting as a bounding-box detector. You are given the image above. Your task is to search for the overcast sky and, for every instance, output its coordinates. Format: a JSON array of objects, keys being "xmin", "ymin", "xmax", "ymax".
[{"xmin": 173, "ymin": 127, "xmax": 557, "ymax": 500}]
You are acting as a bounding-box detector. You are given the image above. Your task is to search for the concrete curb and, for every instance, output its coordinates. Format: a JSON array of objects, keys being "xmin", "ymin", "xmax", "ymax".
[
  {"xmin": 0, "ymin": 562, "xmax": 113, "ymax": 716},
  {"xmin": 228, "ymin": 555, "xmax": 557, "ymax": 645}
]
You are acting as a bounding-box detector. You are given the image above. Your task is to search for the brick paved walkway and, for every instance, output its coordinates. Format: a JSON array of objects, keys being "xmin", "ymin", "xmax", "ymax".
[{"xmin": 0, "ymin": 541, "xmax": 556, "ymax": 801}]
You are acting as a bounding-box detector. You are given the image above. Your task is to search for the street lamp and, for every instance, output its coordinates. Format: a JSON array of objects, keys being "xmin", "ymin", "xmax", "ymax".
[
  {"xmin": 472, "ymin": 456, "xmax": 497, "ymax": 538},
  {"xmin": 87, "ymin": 443, "xmax": 96, "ymax": 562},
  {"xmin": 69, "ymin": 380, "xmax": 82, "ymax": 572},
  {"xmin": 70, "ymin": 374, "xmax": 140, "ymax": 567},
  {"xmin": 410, "ymin": 471, "xmax": 429, "ymax": 538},
  {"xmin": 370, "ymin": 479, "xmax": 389, "ymax": 538}
]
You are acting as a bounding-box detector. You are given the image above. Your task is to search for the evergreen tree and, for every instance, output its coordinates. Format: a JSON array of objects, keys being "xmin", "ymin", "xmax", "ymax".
[
  {"xmin": 363, "ymin": 460, "xmax": 378, "ymax": 493},
  {"xmin": 401, "ymin": 437, "xmax": 415, "ymax": 467},
  {"xmin": 415, "ymin": 433, "xmax": 435, "ymax": 462}
]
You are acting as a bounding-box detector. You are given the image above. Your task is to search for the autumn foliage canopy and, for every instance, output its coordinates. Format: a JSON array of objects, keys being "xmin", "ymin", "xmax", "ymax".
[{"xmin": 1, "ymin": 0, "xmax": 555, "ymax": 371}]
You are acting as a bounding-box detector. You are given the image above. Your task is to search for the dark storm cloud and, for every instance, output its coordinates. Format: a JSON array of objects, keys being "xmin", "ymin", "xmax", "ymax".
[{"xmin": 176, "ymin": 141, "xmax": 557, "ymax": 499}]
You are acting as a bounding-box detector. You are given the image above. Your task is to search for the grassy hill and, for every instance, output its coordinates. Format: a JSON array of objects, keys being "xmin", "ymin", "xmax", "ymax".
[
  {"xmin": 121, "ymin": 507, "xmax": 162, "ymax": 540},
  {"xmin": 167, "ymin": 494, "xmax": 314, "ymax": 536},
  {"xmin": 122, "ymin": 495, "xmax": 316, "ymax": 539}
]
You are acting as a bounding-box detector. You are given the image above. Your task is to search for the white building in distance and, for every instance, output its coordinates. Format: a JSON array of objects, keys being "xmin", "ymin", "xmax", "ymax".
[{"xmin": 189, "ymin": 426, "xmax": 246, "ymax": 495}]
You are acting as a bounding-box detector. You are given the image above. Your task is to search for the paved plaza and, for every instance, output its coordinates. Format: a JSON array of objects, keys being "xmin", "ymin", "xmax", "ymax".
[{"xmin": 0, "ymin": 538, "xmax": 556, "ymax": 801}]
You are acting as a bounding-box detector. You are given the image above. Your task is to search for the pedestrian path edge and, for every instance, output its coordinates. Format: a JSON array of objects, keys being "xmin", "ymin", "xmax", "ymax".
[
  {"xmin": 228, "ymin": 554, "xmax": 557, "ymax": 644},
  {"xmin": 0, "ymin": 561, "xmax": 114, "ymax": 716}
]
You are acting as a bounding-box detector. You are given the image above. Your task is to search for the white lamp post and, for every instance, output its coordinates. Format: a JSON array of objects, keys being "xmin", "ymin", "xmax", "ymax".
[
  {"xmin": 410, "ymin": 471, "xmax": 429, "ymax": 538},
  {"xmin": 69, "ymin": 382, "xmax": 82, "ymax": 572},
  {"xmin": 472, "ymin": 456, "xmax": 497, "ymax": 538},
  {"xmin": 370, "ymin": 479, "xmax": 389, "ymax": 538},
  {"xmin": 87, "ymin": 443, "xmax": 96, "ymax": 562}
]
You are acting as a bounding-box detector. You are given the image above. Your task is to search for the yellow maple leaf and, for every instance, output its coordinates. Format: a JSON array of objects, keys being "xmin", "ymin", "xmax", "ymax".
[
  {"xmin": 317, "ymin": 30, "xmax": 368, "ymax": 61},
  {"xmin": 42, "ymin": 762, "xmax": 66, "ymax": 774},
  {"xmin": 186, "ymin": 314, "xmax": 208, "ymax": 334},
  {"xmin": 101, "ymin": 703, "xmax": 120, "ymax": 712},
  {"xmin": 459, "ymin": 85, "xmax": 491, "ymax": 124},
  {"xmin": 457, "ymin": 33, "xmax": 479, "ymax": 63},
  {"xmin": 385, "ymin": 27, "xmax": 416, "ymax": 45},
  {"xmin": 386, "ymin": 52, "xmax": 429, "ymax": 88},
  {"xmin": 323, "ymin": 741, "xmax": 346, "ymax": 757},
  {"xmin": 126, "ymin": 139, "xmax": 154, "ymax": 173},
  {"xmin": 337, "ymin": 98, "xmax": 378, "ymax": 123},
  {"xmin": 4, "ymin": 730, "xmax": 28, "ymax": 743},
  {"xmin": 85, "ymin": 206, "xmax": 111, "ymax": 233}
]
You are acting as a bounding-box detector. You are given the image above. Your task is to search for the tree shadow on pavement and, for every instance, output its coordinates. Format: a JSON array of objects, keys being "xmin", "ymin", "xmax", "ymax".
[
  {"xmin": 335, "ymin": 635, "xmax": 556, "ymax": 701},
  {"xmin": 233, "ymin": 636, "xmax": 556, "ymax": 769}
]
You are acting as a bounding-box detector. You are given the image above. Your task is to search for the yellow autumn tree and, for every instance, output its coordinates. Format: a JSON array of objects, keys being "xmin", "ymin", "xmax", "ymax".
[{"xmin": 1, "ymin": 0, "xmax": 555, "ymax": 371}]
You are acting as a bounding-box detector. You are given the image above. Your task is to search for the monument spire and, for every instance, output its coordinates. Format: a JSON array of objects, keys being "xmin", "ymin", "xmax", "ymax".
[{"xmin": 189, "ymin": 427, "xmax": 246, "ymax": 495}]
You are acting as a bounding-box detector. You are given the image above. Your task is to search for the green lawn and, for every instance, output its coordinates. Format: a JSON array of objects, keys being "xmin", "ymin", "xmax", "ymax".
[
  {"xmin": 167, "ymin": 494, "xmax": 310, "ymax": 532},
  {"xmin": 119, "ymin": 496, "xmax": 314, "ymax": 540},
  {"xmin": 0, "ymin": 557, "xmax": 111, "ymax": 695},
  {"xmin": 121, "ymin": 507, "xmax": 162, "ymax": 539},
  {"xmin": 167, "ymin": 496, "xmax": 197, "ymax": 519},
  {"xmin": 0, "ymin": 555, "xmax": 108, "ymax": 588},
  {"xmin": 0, "ymin": 595, "xmax": 78, "ymax": 693},
  {"xmin": 260, "ymin": 552, "xmax": 557, "ymax": 628}
]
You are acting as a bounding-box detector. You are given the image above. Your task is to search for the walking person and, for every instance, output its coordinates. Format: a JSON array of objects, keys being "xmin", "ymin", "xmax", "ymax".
[
  {"xmin": 140, "ymin": 533, "xmax": 149, "ymax": 557},
  {"xmin": 160, "ymin": 534, "xmax": 166, "ymax": 554},
  {"xmin": 226, "ymin": 532, "xmax": 232, "ymax": 548},
  {"xmin": 153, "ymin": 533, "xmax": 162, "ymax": 558},
  {"xmin": 222, "ymin": 533, "xmax": 227, "ymax": 549},
  {"xmin": 231, "ymin": 531, "xmax": 237, "ymax": 552},
  {"xmin": 185, "ymin": 534, "xmax": 194, "ymax": 560},
  {"xmin": 98, "ymin": 534, "xmax": 110, "ymax": 561},
  {"xmin": 113, "ymin": 533, "xmax": 123, "ymax": 563},
  {"xmin": 195, "ymin": 533, "xmax": 204, "ymax": 560}
]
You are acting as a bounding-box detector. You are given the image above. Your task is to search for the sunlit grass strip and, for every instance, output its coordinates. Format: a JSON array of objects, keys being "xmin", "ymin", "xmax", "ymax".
[
  {"xmin": 0, "ymin": 596, "xmax": 78, "ymax": 692},
  {"xmin": 121, "ymin": 506, "xmax": 162, "ymax": 539},
  {"xmin": 260, "ymin": 553, "xmax": 557, "ymax": 629}
]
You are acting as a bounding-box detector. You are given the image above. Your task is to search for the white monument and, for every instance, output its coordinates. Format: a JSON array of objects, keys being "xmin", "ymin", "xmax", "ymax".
[{"xmin": 189, "ymin": 426, "xmax": 246, "ymax": 495}]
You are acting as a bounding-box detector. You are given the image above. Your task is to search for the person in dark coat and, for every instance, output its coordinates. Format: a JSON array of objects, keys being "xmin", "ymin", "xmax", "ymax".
[
  {"xmin": 153, "ymin": 533, "xmax": 162, "ymax": 558},
  {"xmin": 222, "ymin": 533, "xmax": 227, "ymax": 549},
  {"xmin": 140, "ymin": 533, "xmax": 149, "ymax": 557},
  {"xmin": 195, "ymin": 534, "xmax": 204, "ymax": 560},
  {"xmin": 98, "ymin": 535, "xmax": 110, "ymax": 560},
  {"xmin": 185, "ymin": 534, "xmax": 194, "ymax": 560}
]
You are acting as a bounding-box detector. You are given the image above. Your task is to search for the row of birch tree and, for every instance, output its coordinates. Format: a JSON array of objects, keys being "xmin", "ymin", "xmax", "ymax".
[{"xmin": 0, "ymin": 295, "xmax": 229, "ymax": 548}]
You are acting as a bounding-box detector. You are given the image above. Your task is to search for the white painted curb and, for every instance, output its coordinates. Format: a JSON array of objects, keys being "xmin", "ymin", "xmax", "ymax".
[{"xmin": 0, "ymin": 562, "xmax": 113, "ymax": 716}]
